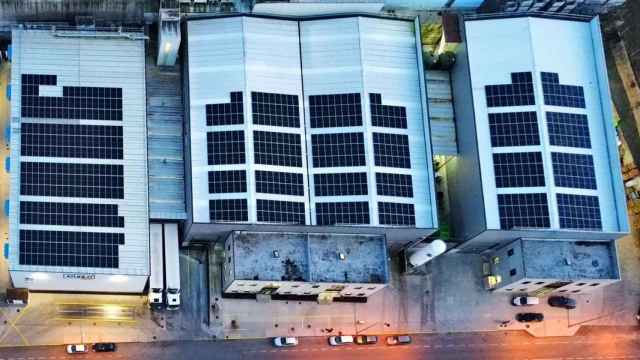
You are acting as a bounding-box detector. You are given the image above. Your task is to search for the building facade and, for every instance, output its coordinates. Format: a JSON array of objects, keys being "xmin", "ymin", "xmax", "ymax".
[
  {"xmin": 183, "ymin": 15, "xmax": 438, "ymax": 249},
  {"xmin": 8, "ymin": 28, "xmax": 149, "ymax": 292},
  {"xmin": 448, "ymin": 14, "xmax": 628, "ymax": 253}
]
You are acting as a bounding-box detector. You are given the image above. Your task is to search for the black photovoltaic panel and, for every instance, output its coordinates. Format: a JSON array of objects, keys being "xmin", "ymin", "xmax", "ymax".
[
  {"xmin": 311, "ymin": 133, "xmax": 365, "ymax": 168},
  {"xmin": 373, "ymin": 133, "xmax": 411, "ymax": 169},
  {"xmin": 316, "ymin": 202, "xmax": 370, "ymax": 225},
  {"xmin": 21, "ymin": 123, "xmax": 123, "ymax": 159},
  {"xmin": 255, "ymin": 170, "xmax": 304, "ymax": 196},
  {"xmin": 376, "ymin": 173, "xmax": 413, "ymax": 198},
  {"xmin": 309, "ymin": 93, "xmax": 362, "ymax": 128},
  {"xmin": 206, "ymin": 91, "xmax": 243, "ymax": 126},
  {"xmin": 257, "ymin": 199, "xmax": 305, "ymax": 224},
  {"xmin": 209, "ymin": 199, "xmax": 248, "ymax": 222},
  {"xmin": 485, "ymin": 72, "xmax": 535, "ymax": 108},
  {"xmin": 546, "ymin": 112, "xmax": 591, "ymax": 149},
  {"xmin": 20, "ymin": 162, "xmax": 124, "ymax": 199},
  {"xmin": 541, "ymin": 72, "xmax": 586, "ymax": 108},
  {"xmin": 20, "ymin": 201, "xmax": 124, "ymax": 228},
  {"xmin": 21, "ymin": 74, "xmax": 123, "ymax": 121},
  {"xmin": 557, "ymin": 194, "xmax": 602, "ymax": 230},
  {"xmin": 207, "ymin": 131, "xmax": 246, "ymax": 165},
  {"xmin": 551, "ymin": 152, "xmax": 597, "ymax": 190},
  {"xmin": 254, "ymin": 131, "xmax": 303, "ymax": 167},
  {"xmin": 208, "ymin": 170, "xmax": 247, "ymax": 194},
  {"xmin": 314, "ymin": 172, "xmax": 368, "ymax": 196},
  {"xmin": 370, "ymin": 93, "xmax": 407, "ymax": 129},
  {"xmin": 498, "ymin": 193, "xmax": 550, "ymax": 229},
  {"xmin": 488, "ymin": 112, "xmax": 540, "ymax": 147},
  {"xmin": 252, "ymin": 92, "xmax": 300, "ymax": 128},
  {"xmin": 19, "ymin": 230, "xmax": 122, "ymax": 268},
  {"xmin": 493, "ymin": 152, "xmax": 545, "ymax": 188},
  {"xmin": 378, "ymin": 202, "xmax": 415, "ymax": 226}
]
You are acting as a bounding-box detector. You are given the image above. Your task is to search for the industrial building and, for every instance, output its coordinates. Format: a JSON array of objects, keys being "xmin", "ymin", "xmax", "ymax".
[
  {"xmin": 183, "ymin": 15, "xmax": 438, "ymax": 250},
  {"xmin": 448, "ymin": 14, "xmax": 628, "ymax": 253},
  {"xmin": 7, "ymin": 27, "xmax": 150, "ymax": 293}
]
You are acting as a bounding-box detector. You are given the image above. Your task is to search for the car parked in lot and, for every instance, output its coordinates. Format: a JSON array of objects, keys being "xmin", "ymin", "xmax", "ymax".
[
  {"xmin": 273, "ymin": 337, "xmax": 299, "ymax": 347},
  {"xmin": 386, "ymin": 335, "xmax": 412, "ymax": 345},
  {"xmin": 328, "ymin": 335, "xmax": 354, "ymax": 346},
  {"xmin": 511, "ymin": 296, "xmax": 539, "ymax": 306},
  {"xmin": 516, "ymin": 313, "xmax": 544, "ymax": 323},
  {"xmin": 355, "ymin": 335, "xmax": 378, "ymax": 345},
  {"xmin": 548, "ymin": 296, "xmax": 576, "ymax": 309},
  {"xmin": 66, "ymin": 344, "xmax": 88, "ymax": 354},
  {"xmin": 92, "ymin": 343, "xmax": 117, "ymax": 352}
]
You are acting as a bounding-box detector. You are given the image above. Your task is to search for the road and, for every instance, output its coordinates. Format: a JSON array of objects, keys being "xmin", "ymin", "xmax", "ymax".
[{"xmin": 0, "ymin": 329, "xmax": 639, "ymax": 360}]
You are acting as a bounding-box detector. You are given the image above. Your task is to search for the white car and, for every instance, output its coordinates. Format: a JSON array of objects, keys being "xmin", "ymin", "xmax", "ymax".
[
  {"xmin": 511, "ymin": 296, "xmax": 540, "ymax": 306},
  {"xmin": 273, "ymin": 337, "xmax": 298, "ymax": 347},
  {"xmin": 328, "ymin": 335, "xmax": 354, "ymax": 346},
  {"xmin": 66, "ymin": 344, "xmax": 88, "ymax": 354}
]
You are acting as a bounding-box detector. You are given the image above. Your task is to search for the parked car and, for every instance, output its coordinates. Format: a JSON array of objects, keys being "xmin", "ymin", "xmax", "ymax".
[
  {"xmin": 355, "ymin": 335, "xmax": 378, "ymax": 345},
  {"xmin": 548, "ymin": 296, "xmax": 577, "ymax": 309},
  {"xmin": 272, "ymin": 337, "xmax": 298, "ymax": 347},
  {"xmin": 386, "ymin": 335, "xmax": 412, "ymax": 345},
  {"xmin": 515, "ymin": 313, "xmax": 544, "ymax": 323},
  {"xmin": 511, "ymin": 296, "xmax": 540, "ymax": 306},
  {"xmin": 66, "ymin": 344, "xmax": 88, "ymax": 354},
  {"xmin": 92, "ymin": 343, "xmax": 117, "ymax": 352},
  {"xmin": 328, "ymin": 335, "xmax": 354, "ymax": 346}
]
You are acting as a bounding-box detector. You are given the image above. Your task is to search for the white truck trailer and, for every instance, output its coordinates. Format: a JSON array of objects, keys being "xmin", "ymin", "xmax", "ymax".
[
  {"xmin": 148, "ymin": 223, "xmax": 164, "ymax": 308},
  {"xmin": 163, "ymin": 223, "xmax": 181, "ymax": 310}
]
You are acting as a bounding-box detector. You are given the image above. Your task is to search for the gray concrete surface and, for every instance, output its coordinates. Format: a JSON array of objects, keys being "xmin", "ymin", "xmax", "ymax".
[{"xmin": 522, "ymin": 240, "xmax": 617, "ymax": 279}]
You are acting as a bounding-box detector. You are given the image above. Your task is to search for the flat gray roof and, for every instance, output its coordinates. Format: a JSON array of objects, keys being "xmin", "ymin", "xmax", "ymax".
[
  {"xmin": 522, "ymin": 239, "xmax": 618, "ymax": 280},
  {"xmin": 230, "ymin": 231, "xmax": 388, "ymax": 284}
]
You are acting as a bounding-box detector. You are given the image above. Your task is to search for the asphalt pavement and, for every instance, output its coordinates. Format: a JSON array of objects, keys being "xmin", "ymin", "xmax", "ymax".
[{"xmin": 1, "ymin": 329, "xmax": 640, "ymax": 360}]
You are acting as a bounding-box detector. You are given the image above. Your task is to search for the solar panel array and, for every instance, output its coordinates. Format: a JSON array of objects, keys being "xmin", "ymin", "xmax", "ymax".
[
  {"xmin": 309, "ymin": 93, "xmax": 362, "ymax": 128},
  {"xmin": 488, "ymin": 112, "xmax": 539, "ymax": 147},
  {"xmin": 557, "ymin": 194, "xmax": 602, "ymax": 230},
  {"xmin": 497, "ymin": 193, "xmax": 550, "ymax": 229},
  {"xmin": 551, "ymin": 153, "xmax": 597, "ymax": 190},
  {"xmin": 546, "ymin": 112, "xmax": 591, "ymax": 148},
  {"xmin": 493, "ymin": 152, "xmax": 545, "ymax": 188},
  {"xmin": 541, "ymin": 72, "xmax": 586, "ymax": 108},
  {"xmin": 18, "ymin": 74, "xmax": 127, "ymax": 268},
  {"xmin": 485, "ymin": 72, "xmax": 535, "ymax": 108}
]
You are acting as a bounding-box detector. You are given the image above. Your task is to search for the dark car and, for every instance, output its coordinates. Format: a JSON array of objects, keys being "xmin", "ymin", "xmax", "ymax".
[
  {"xmin": 386, "ymin": 335, "xmax": 411, "ymax": 345},
  {"xmin": 92, "ymin": 343, "xmax": 117, "ymax": 352},
  {"xmin": 548, "ymin": 296, "xmax": 576, "ymax": 310},
  {"xmin": 515, "ymin": 313, "xmax": 544, "ymax": 323},
  {"xmin": 355, "ymin": 335, "xmax": 378, "ymax": 345}
]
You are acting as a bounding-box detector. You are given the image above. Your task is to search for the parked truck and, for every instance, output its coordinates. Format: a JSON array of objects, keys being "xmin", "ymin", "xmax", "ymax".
[
  {"xmin": 163, "ymin": 223, "xmax": 181, "ymax": 310},
  {"xmin": 148, "ymin": 223, "xmax": 164, "ymax": 309}
]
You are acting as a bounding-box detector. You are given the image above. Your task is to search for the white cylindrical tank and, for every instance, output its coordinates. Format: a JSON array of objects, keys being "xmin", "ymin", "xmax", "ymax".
[{"xmin": 409, "ymin": 239, "xmax": 447, "ymax": 267}]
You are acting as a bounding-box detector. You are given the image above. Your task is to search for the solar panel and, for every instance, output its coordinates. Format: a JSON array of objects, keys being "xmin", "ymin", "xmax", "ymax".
[
  {"xmin": 21, "ymin": 74, "xmax": 122, "ymax": 121},
  {"xmin": 316, "ymin": 202, "xmax": 370, "ymax": 225},
  {"xmin": 493, "ymin": 152, "xmax": 545, "ymax": 188},
  {"xmin": 497, "ymin": 193, "xmax": 550, "ymax": 229},
  {"xmin": 255, "ymin": 170, "xmax": 304, "ymax": 196},
  {"xmin": 209, "ymin": 199, "xmax": 248, "ymax": 222},
  {"xmin": 253, "ymin": 131, "xmax": 302, "ymax": 167},
  {"xmin": 256, "ymin": 199, "xmax": 305, "ymax": 224},
  {"xmin": 546, "ymin": 112, "xmax": 591, "ymax": 149},
  {"xmin": 557, "ymin": 193, "xmax": 602, "ymax": 230},
  {"xmin": 373, "ymin": 133, "xmax": 411, "ymax": 169},
  {"xmin": 370, "ymin": 93, "xmax": 407, "ymax": 129},
  {"xmin": 311, "ymin": 133, "xmax": 366, "ymax": 168},
  {"xmin": 206, "ymin": 91, "xmax": 244, "ymax": 126},
  {"xmin": 252, "ymin": 92, "xmax": 300, "ymax": 128},
  {"xmin": 376, "ymin": 173, "xmax": 413, "ymax": 198},
  {"xmin": 378, "ymin": 202, "xmax": 415, "ymax": 226},
  {"xmin": 21, "ymin": 123, "xmax": 123, "ymax": 159},
  {"xmin": 309, "ymin": 93, "xmax": 362, "ymax": 128},
  {"xmin": 485, "ymin": 72, "xmax": 535, "ymax": 108},
  {"xmin": 208, "ymin": 170, "xmax": 247, "ymax": 194},
  {"xmin": 314, "ymin": 172, "xmax": 368, "ymax": 196},
  {"xmin": 541, "ymin": 72, "xmax": 585, "ymax": 108},
  {"xmin": 19, "ymin": 230, "xmax": 122, "ymax": 268},
  {"xmin": 207, "ymin": 131, "xmax": 246, "ymax": 165},
  {"xmin": 20, "ymin": 162, "xmax": 124, "ymax": 199},
  {"xmin": 20, "ymin": 201, "xmax": 124, "ymax": 227},
  {"xmin": 551, "ymin": 152, "xmax": 597, "ymax": 190},
  {"xmin": 488, "ymin": 112, "xmax": 539, "ymax": 147}
]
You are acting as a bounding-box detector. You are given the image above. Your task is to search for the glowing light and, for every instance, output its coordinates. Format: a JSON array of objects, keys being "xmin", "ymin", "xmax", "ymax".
[
  {"xmin": 164, "ymin": 42, "xmax": 172, "ymax": 53},
  {"xmin": 102, "ymin": 305, "xmax": 124, "ymax": 319}
]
